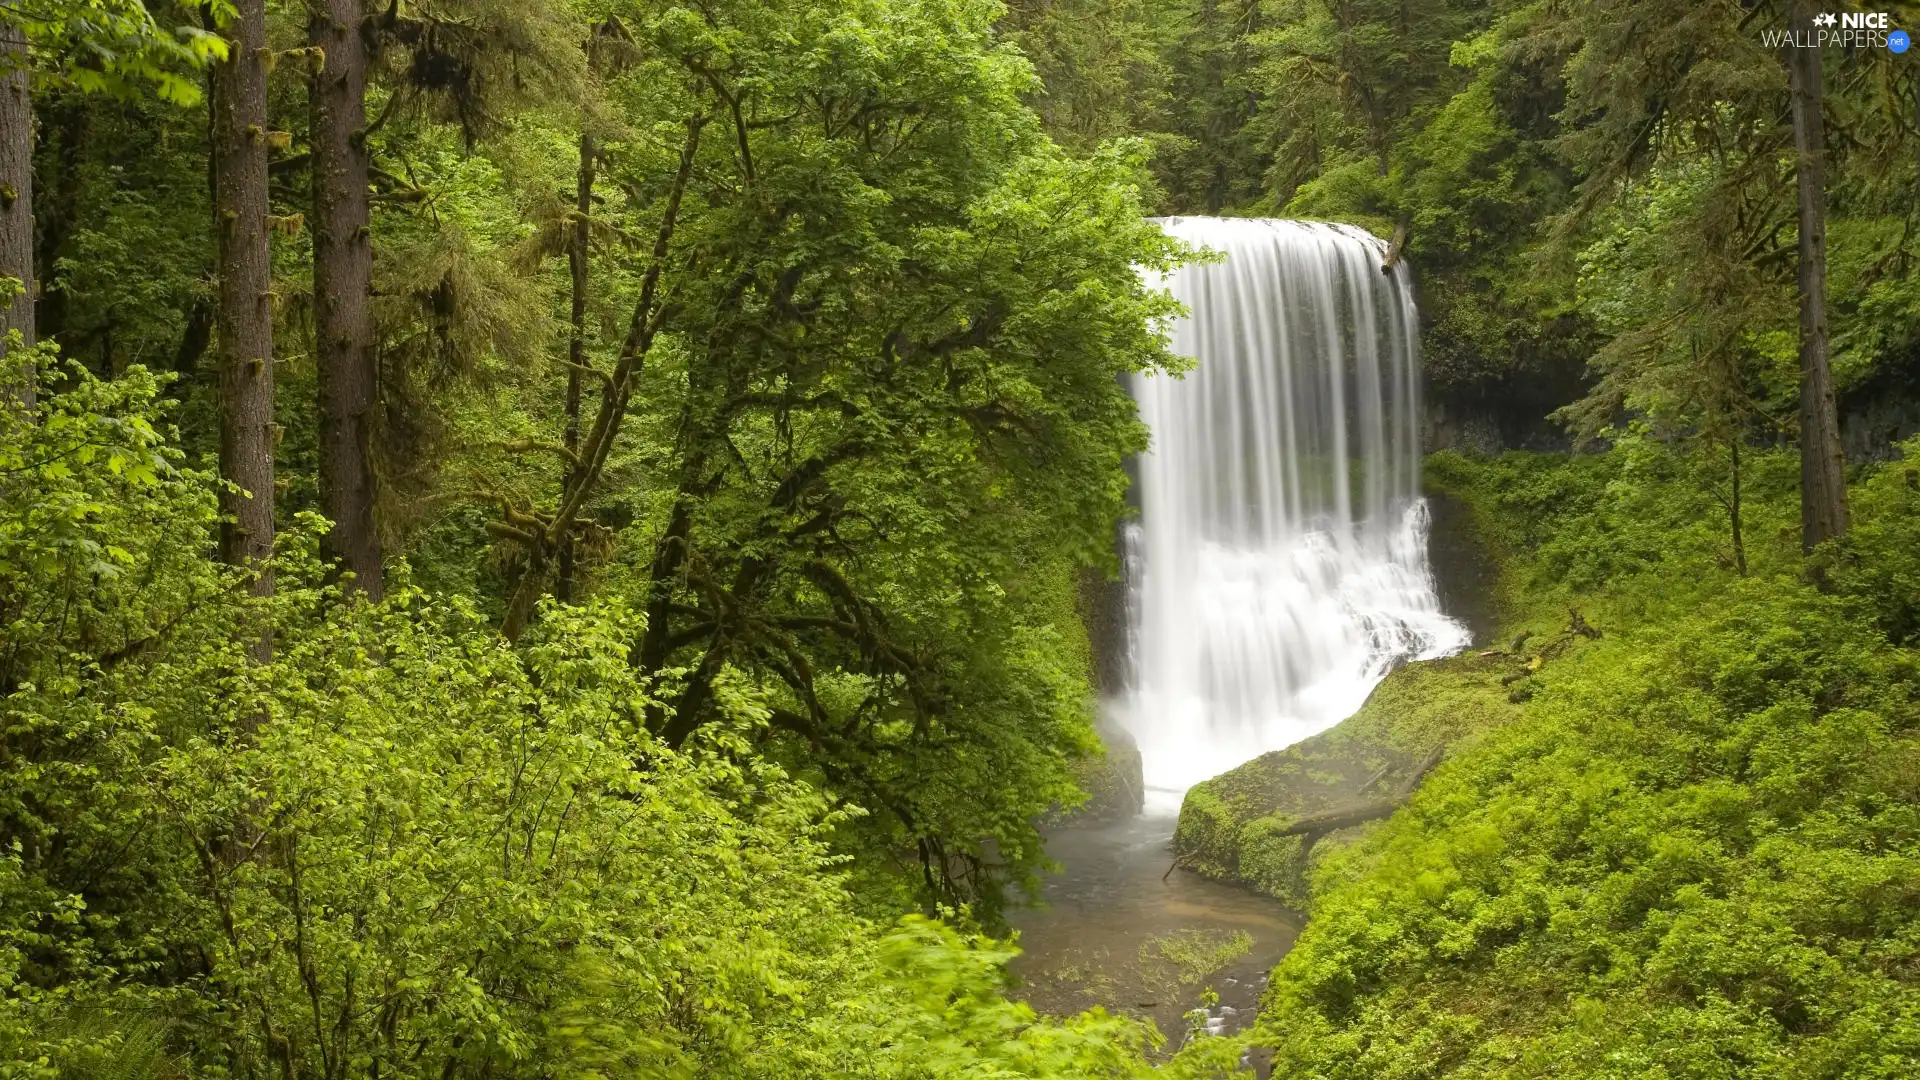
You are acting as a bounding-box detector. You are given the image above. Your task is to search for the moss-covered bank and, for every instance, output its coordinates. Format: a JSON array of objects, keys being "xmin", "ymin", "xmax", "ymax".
[
  {"xmin": 1171, "ymin": 651, "xmax": 1523, "ymax": 908},
  {"xmin": 1169, "ymin": 460, "xmax": 1537, "ymax": 909},
  {"xmin": 1159, "ymin": 443, "xmax": 1920, "ymax": 1078}
]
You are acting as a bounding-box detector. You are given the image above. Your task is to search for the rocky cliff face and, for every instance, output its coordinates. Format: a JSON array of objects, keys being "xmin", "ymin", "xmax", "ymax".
[
  {"xmin": 1057, "ymin": 565, "xmax": 1145, "ymax": 824},
  {"xmin": 1054, "ymin": 721, "xmax": 1145, "ymax": 824},
  {"xmin": 1422, "ymin": 368, "xmax": 1586, "ymax": 456},
  {"xmin": 1841, "ymin": 359, "xmax": 1920, "ymax": 463},
  {"xmin": 1425, "ymin": 351, "xmax": 1920, "ymax": 461}
]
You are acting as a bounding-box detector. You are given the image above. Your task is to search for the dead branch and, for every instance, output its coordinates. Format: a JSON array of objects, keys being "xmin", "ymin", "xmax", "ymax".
[{"xmin": 1277, "ymin": 743, "xmax": 1447, "ymax": 846}]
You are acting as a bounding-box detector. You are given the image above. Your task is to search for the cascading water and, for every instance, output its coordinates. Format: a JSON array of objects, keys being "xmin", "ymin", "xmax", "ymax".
[{"xmin": 1120, "ymin": 217, "xmax": 1469, "ymax": 806}]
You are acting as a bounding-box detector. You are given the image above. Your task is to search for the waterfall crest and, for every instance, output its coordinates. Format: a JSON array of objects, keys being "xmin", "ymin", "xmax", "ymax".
[{"xmin": 1121, "ymin": 217, "xmax": 1469, "ymax": 805}]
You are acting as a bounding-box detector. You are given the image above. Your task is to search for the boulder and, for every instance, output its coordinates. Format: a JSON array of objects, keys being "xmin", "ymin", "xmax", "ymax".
[{"xmin": 1171, "ymin": 651, "xmax": 1521, "ymax": 909}]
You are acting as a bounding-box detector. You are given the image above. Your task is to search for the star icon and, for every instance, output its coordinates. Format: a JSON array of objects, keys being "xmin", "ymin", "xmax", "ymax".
[{"xmin": 1813, "ymin": 12, "xmax": 1838, "ymax": 26}]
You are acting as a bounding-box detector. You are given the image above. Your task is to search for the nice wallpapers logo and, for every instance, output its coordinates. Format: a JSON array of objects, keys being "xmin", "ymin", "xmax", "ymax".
[{"xmin": 1763, "ymin": 11, "xmax": 1911, "ymax": 51}]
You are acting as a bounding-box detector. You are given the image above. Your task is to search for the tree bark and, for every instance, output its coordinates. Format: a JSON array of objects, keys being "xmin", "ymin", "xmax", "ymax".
[
  {"xmin": 311, "ymin": 0, "xmax": 381, "ymax": 598},
  {"xmin": 212, "ymin": 0, "xmax": 277, "ymax": 619},
  {"xmin": 1787, "ymin": 6, "xmax": 1849, "ymax": 552},
  {"xmin": 555, "ymin": 130, "xmax": 594, "ymax": 604},
  {"xmin": 0, "ymin": 2, "xmax": 33, "ymax": 409},
  {"xmin": 499, "ymin": 114, "xmax": 703, "ymax": 641},
  {"xmin": 1728, "ymin": 439, "xmax": 1746, "ymax": 576}
]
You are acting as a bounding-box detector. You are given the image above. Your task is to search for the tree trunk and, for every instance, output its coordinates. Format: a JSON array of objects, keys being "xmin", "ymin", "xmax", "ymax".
[
  {"xmin": 1728, "ymin": 439, "xmax": 1746, "ymax": 576},
  {"xmin": 310, "ymin": 0, "xmax": 381, "ymax": 599},
  {"xmin": 212, "ymin": 0, "xmax": 277, "ymax": 617},
  {"xmin": 1275, "ymin": 797, "xmax": 1407, "ymax": 840},
  {"xmin": 1787, "ymin": 7, "xmax": 1849, "ymax": 552},
  {"xmin": 555, "ymin": 130, "xmax": 594, "ymax": 604},
  {"xmin": 499, "ymin": 114, "xmax": 703, "ymax": 641},
  {"xmin": 0, "ymin": 3, "xmax": 33, "ymax": 409},
  {"xmin": 1274, "ymin": 744, "xmax": 1446, "ymax": 849}
]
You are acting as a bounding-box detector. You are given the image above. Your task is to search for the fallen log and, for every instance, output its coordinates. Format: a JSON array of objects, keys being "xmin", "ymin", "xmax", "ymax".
[
  {"xmin": 1276, "ymin": 743, "xmax": 1446, "ymax": 848},
  {"xmin": 1356, "ymin": 757, "xmax": 1396, "ymax": 795},
  {"xmin": 1274, "ymin": 797, "xmax": 1404, "ymax": 839}
]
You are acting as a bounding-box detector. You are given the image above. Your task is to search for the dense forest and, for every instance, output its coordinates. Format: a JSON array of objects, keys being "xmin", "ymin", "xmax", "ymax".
[{"xmin": 2, "ymin": 0, "xmax": 1918, "ymax": 1075}]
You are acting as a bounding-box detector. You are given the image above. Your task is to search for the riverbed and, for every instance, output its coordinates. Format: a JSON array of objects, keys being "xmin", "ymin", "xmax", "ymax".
[{"xmin": 1006, "ymin": 810, "xmax": 1299, "ymax": 1055}]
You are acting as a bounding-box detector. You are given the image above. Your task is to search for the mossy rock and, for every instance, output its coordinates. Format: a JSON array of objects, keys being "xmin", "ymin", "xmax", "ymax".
[
  {"xmin": 1049, "ymin": 721, "xmax": 1145, "ymax": 824},
  {"xmin": 1172, "ymin": 651, "xmax": 1521, "ymax": 908}
]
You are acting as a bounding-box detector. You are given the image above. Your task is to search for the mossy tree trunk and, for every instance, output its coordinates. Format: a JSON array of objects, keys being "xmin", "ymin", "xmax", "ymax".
[
  {"xmin": 311, "ymin": 0, "xmax": 382, "ymax": 598},
  {"xmin": 1786, "ymin": 2, "xmax": 1849, "ymax": 553},
  {"xmin": 213, "ymin": 0, "xmax": 277, "ymax": 640},
  {"xmin": 0, "ymin": 2, "xmax": 32, "ymax": 408}
]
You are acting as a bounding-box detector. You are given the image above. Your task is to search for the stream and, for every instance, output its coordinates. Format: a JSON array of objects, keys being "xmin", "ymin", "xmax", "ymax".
[
  {"xmin": 1007, "ymin": 810, "xmax": 1299, "ymax": 1055},
  {"xmin": 1000, "ymin": 218, "xmax": 1474, "ymax": 1066}
]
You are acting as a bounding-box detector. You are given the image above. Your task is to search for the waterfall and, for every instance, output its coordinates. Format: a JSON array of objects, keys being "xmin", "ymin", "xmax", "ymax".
[{"xmin": 1120, "ymin": 217, "xmax": 1469, "ymax": 806}]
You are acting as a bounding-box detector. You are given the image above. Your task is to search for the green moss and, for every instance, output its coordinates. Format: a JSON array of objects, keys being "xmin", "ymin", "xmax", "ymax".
[
  {"xmin": 1191, "ymin": 442, "xmax": 1920, "ymax": 1078},
  {"xmin": 1235, "ymin": 818, "xmax": 1311, "ymax": 908},
  {"xmin": 1170, "ymin": 782, "xmax": 1243, "ymax": 879},
  {"xmin": 1173, "ymin": 651, "xmax": 1527, "ymax": 908},
  {"xmin": 1051, "ymin": 723, "xmax": 1145, "ymax": 824}
]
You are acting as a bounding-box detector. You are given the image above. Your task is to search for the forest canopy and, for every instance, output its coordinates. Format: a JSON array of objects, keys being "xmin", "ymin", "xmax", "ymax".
[{"xmin": 3, "ymin": 0, "xmax": 1919, "ymax": 1075}]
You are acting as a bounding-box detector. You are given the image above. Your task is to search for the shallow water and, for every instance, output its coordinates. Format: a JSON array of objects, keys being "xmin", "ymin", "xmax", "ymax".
[{"xmin": 1007, "ymin": 811, "xmax": 1299, "ymax": 1054}]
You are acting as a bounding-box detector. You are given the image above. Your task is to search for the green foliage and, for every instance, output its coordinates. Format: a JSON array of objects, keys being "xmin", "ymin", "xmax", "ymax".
[
  {"xmin": 5, "ymin": 0, "xmax": 228, "ymax": 104},
  {"xmin": 17, "ymin": 0, "xmax": 1920, "ymax": 1072},
  {"xmin": 1546, "ymin": 0, "xmax": 1919, "ymax": 443},
  {"xmin": 1238, "ymin": 443, "xmax": 1920, "ymax": 1078},
  {"xmin": 431, "ymin": 0, "xmax": 1196, "ymax": 913},
  {"xmin": 0, "ymin": 351, "xmax": 224, "ymax": 690},
  {"xmin": 6, "ymin": 0, "xmax": 1203, "ymax": 1064},
  {"xmin": 1831, "ymin": 456, "xmax": 1920, "ymax": 647},
  {"xmin": 1003, "ymin": 0, "xmax": 1920, "ymax": 415},
  {"xmin": 1426, "ymin": 440, "xmax": 1802, "ymax": 630},
  {"xmin": 36, "ymin": 96, "xmax": 216, "ymax": 381},
  {"xmin": 998, "ymin": 0, "xmax": 1182, "ymax": 155},
  {"xmin": 1561, "ymin": 156, "xmax": 1783, "ymax": 443},
  {"xmin": 828, "ymin": 917, "xmax": 1159, "ymax": 1079},
  {"xmin": 1139, "ymin": 930, "xmax": 1251, "ymax": 990},
  {"xmin": 0, "ymin": 354, "xmax": 1164, "ymax": 1078},
  {"xmin": 0, "ymin": 353, "xmax": 229, "ymax": 1080},
  {"xmin": 1252, "ymin": 0, "xmax": 1592, "ymax": 395},
  {"xmin": 33, "ymin": 0, "xmax": 1190, "ymax": 918},
  {"xmin": 1152, "ymin": 0, "xmax": 1268, "ymax": 214},
  {"xmin": 1173, "ymin": 652, "xmax": 1524, "ymax": 909}
]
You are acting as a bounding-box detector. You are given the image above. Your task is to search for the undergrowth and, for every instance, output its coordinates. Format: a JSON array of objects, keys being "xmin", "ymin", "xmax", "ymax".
[{"xmin": 1216, "ymin": 439, "xmax": 1920, "ymax": 1078}]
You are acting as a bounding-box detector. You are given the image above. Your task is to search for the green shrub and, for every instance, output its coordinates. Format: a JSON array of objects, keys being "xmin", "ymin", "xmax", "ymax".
[
  {"xmin": 0, "ymin": 358, "xmax": 1163, "ymax": 1080},
  {"xmin": 1237, "ymin": 443, "xmax": 1920, "ymax": 1078}
]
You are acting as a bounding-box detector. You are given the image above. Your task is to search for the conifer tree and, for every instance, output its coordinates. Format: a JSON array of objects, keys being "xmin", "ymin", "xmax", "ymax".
[
  {"xmin": 0, "ymin": 1, "xmax": 31, "ymax": 407},
  {"xmin": 211, "ymin": 0, "xmax": 276, "ymax": 612},
  {"xmin": 311, "ymin": 0, "xmax": 381, "ymax": 597},
  {"xmin": 1786, "ymin": 0, "xmax": 1849, "ymax": 551}
]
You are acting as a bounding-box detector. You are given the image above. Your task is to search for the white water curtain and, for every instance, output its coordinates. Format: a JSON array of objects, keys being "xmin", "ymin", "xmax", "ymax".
[{"xmin": 1121, "ymin": 218, "xmax": 1469, "ymax": 803}]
